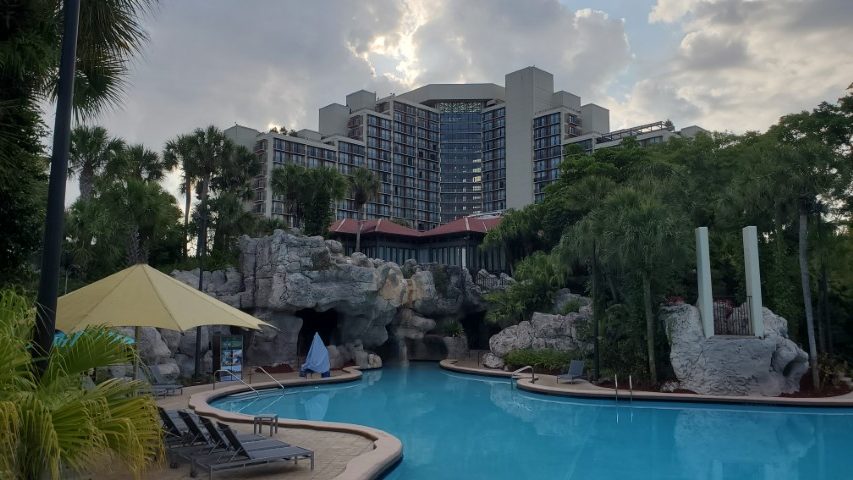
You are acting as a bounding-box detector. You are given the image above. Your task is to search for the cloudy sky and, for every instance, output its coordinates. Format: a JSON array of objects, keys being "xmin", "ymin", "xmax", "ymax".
[{"xmin": 65, "ymin": 0, "xmax": 853, "ymax": 203}]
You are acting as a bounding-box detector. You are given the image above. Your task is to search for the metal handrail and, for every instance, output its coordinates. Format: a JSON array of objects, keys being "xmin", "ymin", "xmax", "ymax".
[
  {"xmin": 511, "ymin": 365, "xmax": 536, "ymax": 384},
  {"xmin": 213, "ymin": 369, "xmax": 259, "ymax": 397},
  {"xmin": 629, "ymin": 375, "xmax": 633, "ymax": 403},
  {"xmin": 614, "ymin": 375, "xmax": 619, "ymax": 401},
  {"xmin": 252, "ymin": 366, "xmax": 284, "ymax": 389}
]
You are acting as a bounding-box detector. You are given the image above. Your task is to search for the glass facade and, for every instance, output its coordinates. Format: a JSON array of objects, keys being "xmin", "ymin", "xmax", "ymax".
[
  {"xmin": 437, "ymin": 101, "xmax": 484, "ymax": 223},
  {"xmin": 481, "ymin": 107, "xmax": 506, "ymax": 212},
  {"xmin": 390, "ymin": 101, "xmax": 441, "ymax": 230},
  {"xmin": 533, "ymin": 112, "xmax": 563, "ymax": 203}
]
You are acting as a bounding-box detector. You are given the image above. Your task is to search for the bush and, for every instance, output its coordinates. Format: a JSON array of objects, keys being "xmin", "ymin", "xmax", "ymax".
[
  {"xmin": 434, "ymin": 320, "xmax": 465, "ymax": 338},
  {"xmin": 504, "ymin": 348, "xmax": 578, "ymax": 373},
  {"xmin": 558, "ymin": 299, "xmax": 583, "ymax": 315}
]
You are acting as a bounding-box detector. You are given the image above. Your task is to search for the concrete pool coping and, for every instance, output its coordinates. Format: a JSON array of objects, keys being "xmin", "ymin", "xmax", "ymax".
[
  {"xmin": 187, "ymin": 366, "xmax": 402, "ymax": 480},
  {"xmin": 440, "ymin": 359, "xmax": 853, "ymax": 407}
]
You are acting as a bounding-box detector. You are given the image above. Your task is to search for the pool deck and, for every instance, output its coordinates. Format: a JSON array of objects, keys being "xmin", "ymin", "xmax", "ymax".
[
  {"xmin": 83, "ymin": 367, "xmax": 402, "ymax": 480},
  {"xmin": 441, "ymin": 359, "xmax": 853, "ymax": 407}
]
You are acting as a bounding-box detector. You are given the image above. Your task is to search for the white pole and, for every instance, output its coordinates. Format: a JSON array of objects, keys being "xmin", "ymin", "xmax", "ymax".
[
  {"xmin": 742, "ymin": 226, "xmax": 765, "ymax": 337},
  {"xmin": 695, "ymin": 227, "xmax": 714, "ymax": 338}
]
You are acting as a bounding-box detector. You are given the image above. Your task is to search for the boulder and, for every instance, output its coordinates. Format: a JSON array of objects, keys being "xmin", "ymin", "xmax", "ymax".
[
  {"xmin": 662, "ymin": 304, "xmax": 809, "ymax": 396},
  {"xmin": 482, "ymin": 352, "xmax": 505, "ymax": 369},
  {"xmin": 443, "ymin": 336, "xmax": 469, "ymax": 360},
  {"xmin": 487, "ymin": 306, "xmax": 591, "ymax": 361},
  {"xmin": 178, "ymin": 327, "xmax": 210, "ymax": 356},
  {"xmin": 152, "ymin": 360, "xmax": 180, "ymax": 383},
  {"xmin": 552, "ymin": 288, "xmax": 591, "ymax": 314}
]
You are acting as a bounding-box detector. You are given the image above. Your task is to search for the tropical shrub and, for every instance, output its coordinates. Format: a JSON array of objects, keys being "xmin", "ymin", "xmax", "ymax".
[
  {"xmin": 0, "ymin": 291, "xmax": 162, "ymax": 479},
  {"xmin": 558, "ymin": 299, "xmax": 583, "ymax": 315},
  {"xmin": 485, "ymin": 251, "xmax": 568, "ymax": 328},
  {"xmin": 434, "ymin": 320, "xmax": 465, "ymax": 338},
  {"xmin": 504, "ymin": 348, "xmax": 579, "ymax": 373}
]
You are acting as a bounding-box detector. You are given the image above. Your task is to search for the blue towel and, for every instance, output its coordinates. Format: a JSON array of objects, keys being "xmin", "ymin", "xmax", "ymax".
[{"xmin": 300, "ymin": 332, "xmax": 330, "ymax": 377}]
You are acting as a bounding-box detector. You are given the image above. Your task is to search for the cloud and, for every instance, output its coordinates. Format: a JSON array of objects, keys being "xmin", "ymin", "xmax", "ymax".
[{"xmin": 619, "ymin": 0, "xmax": 853, "ymax": 133}]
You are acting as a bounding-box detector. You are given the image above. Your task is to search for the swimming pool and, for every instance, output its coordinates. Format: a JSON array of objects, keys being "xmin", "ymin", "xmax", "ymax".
[{"xmin": 210, "ymin": 363, "xmax": 853, "ymax": 479}]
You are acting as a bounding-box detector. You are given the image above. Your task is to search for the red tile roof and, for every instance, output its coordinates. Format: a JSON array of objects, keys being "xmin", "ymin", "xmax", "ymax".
[
  {"xmin": 329, "ymin": 215, "xmax": 502, "ymax": 238},
  {"xmin": 420, "ymin": 215, "xmax": 502, "ymax": 237},
  {"xmin": 329, "ymin": 218, "xmax": 421, "ymax": 237}
]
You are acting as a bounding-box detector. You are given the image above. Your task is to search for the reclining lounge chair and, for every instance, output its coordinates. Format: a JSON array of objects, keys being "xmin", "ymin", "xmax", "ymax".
[
  {"xmin": 557, "ymin": 360, "xmax": 586, "ymax": 384},
  {"xmin": 191, "ymin": 422, "xmax": 314, "ymax": 479}
]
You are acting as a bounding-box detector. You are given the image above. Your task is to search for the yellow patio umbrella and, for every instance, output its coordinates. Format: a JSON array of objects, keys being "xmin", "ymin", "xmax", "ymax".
[{"xmin": 56, "ymin": 263, "xmax": 271, "ymax": 376}]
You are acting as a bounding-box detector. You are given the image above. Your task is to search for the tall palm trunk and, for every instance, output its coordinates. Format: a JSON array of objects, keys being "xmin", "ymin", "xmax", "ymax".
[
  {"xmin": 641, "ymin": 272, "xmax": 657, "ymax": 384},
  {"xmin": 798, "ymin": 207, "xmax": 820, "ymax": 389},
  {"xmin": 183, "ymin": 179, "xmax": 192, "ymax": 259},
  {"xmin": 355, "ymin": 208, "xmax": 364, "ymax": 253},
  {"xmin": 194, "ymin": 174, "xmax": 211, "ymax": 378},
  {"xmin": 80, "ymin": 165, "xmax": 95, "ymax": 201},
  {"xmin": 591, "ymin": 244, "xmax": 601, "ymax": 380}
]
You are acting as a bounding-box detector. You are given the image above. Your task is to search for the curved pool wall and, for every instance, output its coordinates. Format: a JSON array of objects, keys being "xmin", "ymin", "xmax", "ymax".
[
  {"xmin": 189, "ymin": 367, "xmax": 402, "ymax": 480},
  {"xmin": 210, "ymin": 363, "xmax": 853, "ymax": 480}
]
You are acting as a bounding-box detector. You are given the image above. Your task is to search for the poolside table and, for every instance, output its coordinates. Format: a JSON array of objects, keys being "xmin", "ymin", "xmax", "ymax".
[{"xmin": 252, "ymin": 414, "xmax": 279, "ymax": 436}]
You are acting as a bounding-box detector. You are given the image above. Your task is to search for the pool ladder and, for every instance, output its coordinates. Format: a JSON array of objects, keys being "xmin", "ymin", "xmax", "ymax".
[
  {"xmin": 212, "ymin": 369, "xmax": 260, "ymax": 397},
  {"xmin": 613, "ymin": 375, "xmax": 634, "ymax": 402},
  {"xmin": 510, "ymin": 365, "xmax": 536, "ymax": 389}
]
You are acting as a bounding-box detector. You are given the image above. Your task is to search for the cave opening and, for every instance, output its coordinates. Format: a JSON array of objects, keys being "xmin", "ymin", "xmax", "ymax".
[
  {"xmin": 460, "ymin": 311, "xmax": 498, "ymax": 350},
  {"xmin": 295, "ymin": 308, "xmax": 340, "ymax": 356}
]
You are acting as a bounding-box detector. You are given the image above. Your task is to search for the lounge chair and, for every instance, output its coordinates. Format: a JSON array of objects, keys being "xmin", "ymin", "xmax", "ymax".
[
  {"xmin": 190, "ymin": 423, "xmax": 314, "ymax": 479},
  {"xmin": 557, "ymin": 360, "xmax": 586, "ymax": 384},
  {"xmin": 197, "ymin": 415, "xmax": 273, "ymax": 451},
  {"xmin": 159, "ymin": 407, "xmax": 191, "ymax": 445}
]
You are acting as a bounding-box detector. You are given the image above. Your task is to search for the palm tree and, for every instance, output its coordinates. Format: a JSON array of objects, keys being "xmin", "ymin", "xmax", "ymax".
[
  {"xmin": 69, "ymin": 125, "xmax": 125, "ymax": 200},
  {"xmin": 0, "ymin": 291, "xmax": 162, "ymax": 479},
  {"xmin": 348, "ymin": 167, "xmax": 381, "ymax": 252},
  {"xmin": 105, "ymin": 143, "xmax": 167, "ymax": 183},
  {"xmin": 302, "ymin": 167, "xmax": 348, "ymax": 237},
  {"xmin": 188, "ymin": 126, "xmax": 231, "ymax": 377},
  {"xmin": 163, "ymin": 134, "xmax": 201, "ymax": 259},
  {"xmin": 270, "ymin": 164, "xmax": 309, "ymax": 227},
  {"xmin": 558, "ymin": 176, "xmax": 616, "ymax": 379},
  {"xmin": 595, "ymin": 185, "xmax": 691, "ymax": 384}
]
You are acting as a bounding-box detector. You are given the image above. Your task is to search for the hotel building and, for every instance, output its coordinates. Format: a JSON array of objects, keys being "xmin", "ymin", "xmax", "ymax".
[{"xmin": 226, "ymin": 66, "xmax": 702, "ymax": 232}]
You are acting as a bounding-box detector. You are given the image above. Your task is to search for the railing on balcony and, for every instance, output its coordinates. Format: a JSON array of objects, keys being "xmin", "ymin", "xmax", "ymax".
[{"xmin": 713, "ymin": 296, "xmax": 752, "ymax": 336}]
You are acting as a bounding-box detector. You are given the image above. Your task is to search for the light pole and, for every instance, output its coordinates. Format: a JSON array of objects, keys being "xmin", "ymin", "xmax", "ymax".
[{"xmin": 33, "ymin": 0, "xmax": 81, "ymax": 377}]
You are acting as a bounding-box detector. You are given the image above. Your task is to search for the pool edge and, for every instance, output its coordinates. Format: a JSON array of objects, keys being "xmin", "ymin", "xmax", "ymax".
[
  {"xmin": 440, "ymin": 359, "xmax": 853, "ymax": 408},
  {"xmin": 188, "ymin": 366, "xmax": 403, "ymax": 480}
]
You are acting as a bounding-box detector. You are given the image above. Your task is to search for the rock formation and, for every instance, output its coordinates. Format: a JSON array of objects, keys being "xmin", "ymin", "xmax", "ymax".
[
  {"xmin": 131, "ymin": 230, "xmax": 495, "ymax": 379},
  {"xmin": 483, "ymin": 289, "xmax": 593, "ymax": 369},
  {"xmin": 661, "ymin": 303, "xmax": 809, "ymax": 396}
]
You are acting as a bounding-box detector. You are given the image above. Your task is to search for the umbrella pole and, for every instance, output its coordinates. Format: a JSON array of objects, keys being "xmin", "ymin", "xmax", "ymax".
[{"xmin": 133, "ymin": 326, "xmax": 140, "ymax": 380}]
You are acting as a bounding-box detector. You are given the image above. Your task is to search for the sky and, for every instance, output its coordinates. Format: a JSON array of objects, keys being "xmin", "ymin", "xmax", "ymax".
[{"xmin": 61, "ymin": 0, "xmax": 853, "ymax": 205}]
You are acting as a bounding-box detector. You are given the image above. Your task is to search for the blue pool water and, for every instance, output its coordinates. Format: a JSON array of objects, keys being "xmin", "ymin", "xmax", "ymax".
[{"xmin": 211, "ymin": 363, "xmax": 853, "ymax": 479}]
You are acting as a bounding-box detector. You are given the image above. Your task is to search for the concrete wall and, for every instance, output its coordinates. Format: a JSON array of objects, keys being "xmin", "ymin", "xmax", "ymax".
[
  {"xmin": 346, "ymin": 90, "xmax": 377, "ymax": 112},
  {"xmin": 505, "ymin": 67, "xmax": 554, "ymax": 209},
  {"xmin": 319, "ymin": 103, "xmax": 350, "ymax": 137},
  {"xmin": 580, "ymin": 103, "xmax": 610, "ymax": 135}
]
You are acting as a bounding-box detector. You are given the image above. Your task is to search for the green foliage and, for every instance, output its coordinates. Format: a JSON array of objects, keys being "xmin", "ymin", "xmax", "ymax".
[
  {"xmin": 485, "ymin": 251, "xmax": 568, "ymax": 327},
  {"xmin": 271, "ymin": 165, "xmax": 348, "ymax": 237},
  {"xmin": 558, "ymin": 299, "xmax": 583, "ymax": 315},
  {"xmin": 434, "ymin": 320, "xmax": 465, "ymax": 338},
  {"xmin": 484, "ymin": 90, "xmax": 853, "ymax": 383},
  {"xmin": 504, "ymin": 348, "xmax": 578, "ymax": 373},
  {"xmin": 0, "ymin": 290, "xmax": 162, "ymax": 478}
]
